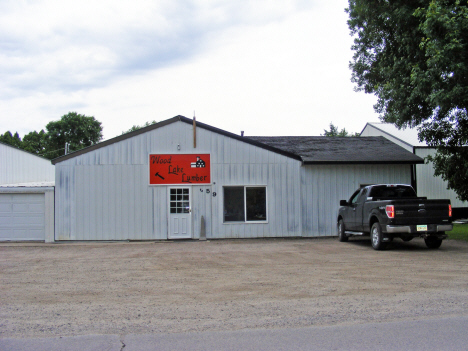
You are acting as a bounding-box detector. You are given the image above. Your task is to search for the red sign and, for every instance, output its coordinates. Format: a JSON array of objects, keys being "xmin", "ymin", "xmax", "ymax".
[{"xmin": 149, "ymin": 154, "xmax": 211, "ymax": 185}]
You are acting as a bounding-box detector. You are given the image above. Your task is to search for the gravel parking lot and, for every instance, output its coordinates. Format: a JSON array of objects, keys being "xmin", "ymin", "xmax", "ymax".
[{"xmin": 1, "ymin": 237, "xmax": 468, "ymax": 338}]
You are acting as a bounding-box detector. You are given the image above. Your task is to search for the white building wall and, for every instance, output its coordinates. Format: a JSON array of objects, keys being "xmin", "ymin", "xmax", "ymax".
[
  {"xmin": 55, "ymin": 120, "xmax": 418, "ymax": 240},
  {"xmin": 415, "ymin": 148, "xmax": 467, "ymax": 208},
  {"xmin": 301, "ymin": 164, "xmax": 412, "ymax": 236},
  {"xmin": 55, "ymin": 121, "xmax": 302, "ymax": 240},
  {"xmin": 0, "ymin": 143, "xmax": 55, "ymax": 184}
]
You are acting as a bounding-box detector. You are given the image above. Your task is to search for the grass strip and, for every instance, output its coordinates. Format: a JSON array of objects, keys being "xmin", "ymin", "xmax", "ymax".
[{"xmin": 447, "ymin": 223, "xmax": 468, "ymax": 242}]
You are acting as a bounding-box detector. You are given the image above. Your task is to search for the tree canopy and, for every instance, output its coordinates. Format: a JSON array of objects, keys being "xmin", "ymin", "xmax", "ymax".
[
  {"xmin": 322, "ymin": 122, "xmax": 359, "ymax": 137},
  {"xmin": 347, "ymin": 0, "xmax": 468, "ymax": 201},
  {"xmin": 44, "ymin": 112, "xmax": 103, "ymax": 159},
  {"xmin": 0, "ymin": 131, "xmax": 22, "ymax": 148},
  {"xmin": 0, "ymin": 112, "xmax": 103, "ymax": 160},
  {"xmin": 121, "ymin": 120, "xmax": 158, "ymax": 134}
]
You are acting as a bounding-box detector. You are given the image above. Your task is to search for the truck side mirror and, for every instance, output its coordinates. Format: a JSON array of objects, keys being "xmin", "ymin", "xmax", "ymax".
[{"xmin": 340, "ymin": 200, "xmax": 348, "ymax": 206}]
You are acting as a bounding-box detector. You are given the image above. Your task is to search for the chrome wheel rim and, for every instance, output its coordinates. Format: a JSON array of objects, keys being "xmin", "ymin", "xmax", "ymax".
[{"xmin": 372, "ymin": 227, "xmax": 379, "ymax": 246}]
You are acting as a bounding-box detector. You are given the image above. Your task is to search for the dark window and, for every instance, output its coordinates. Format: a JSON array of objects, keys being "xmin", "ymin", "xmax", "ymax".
[
  {"xmin": 369, "ymin": 185, "xmax": 416, "ymax": 199},
  {"xmin": 224, "ymin": 186, "xmax": 267, "ymax": 223},
  {"xmin": 223, "ymin": 187, "xmax": 245, "ymax": 222},
  {"xmin": 350, "ymin": 189, "xmax": 361, "ymax": 204},
  {"xmin": 356, "ymin": 188, "xmax": 368, "ymax": 203},
  {"xmin": 246, "ymin": 187, "xmax": 267, "ymax": 221}
]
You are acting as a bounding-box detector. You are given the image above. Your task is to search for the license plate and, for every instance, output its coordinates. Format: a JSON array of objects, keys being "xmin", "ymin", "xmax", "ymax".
[{"xmin": 417, "ymin": 225, "xmax": 427, "ymax": 232}]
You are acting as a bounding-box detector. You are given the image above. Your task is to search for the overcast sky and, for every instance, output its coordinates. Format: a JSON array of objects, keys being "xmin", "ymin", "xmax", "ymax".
[{"xmin": 0, "ymin": 0, "xmax": 380, "ymax": 141}]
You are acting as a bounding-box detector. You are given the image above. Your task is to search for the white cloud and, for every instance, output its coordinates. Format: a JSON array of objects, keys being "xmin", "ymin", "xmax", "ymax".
[{"xmin": 0, "ymin": 0, "xmax": 379, "ymax": 140}]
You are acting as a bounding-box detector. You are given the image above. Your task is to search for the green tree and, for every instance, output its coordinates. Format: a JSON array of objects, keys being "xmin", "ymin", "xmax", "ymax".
[
  {"xmin": 322, "ymin": 122, "xmax": 359, "ymax": 137},
  {"xmin": 347, "ymin": 0, "xmax": 468, "ymax": 201},
  {"xmin": 0, "ymin": 131, "xmax": 22, "ymax": 148},
  {"xmin": 121, "ymin": 120, "xmax": 157, "ymax": 134},
  {"xmin": 22, "ymin": 130, "xmax": 47, "ymax": 155},
  {"xmin": 44, "ymin": 112, "xmax": 103, "ymax": 159}
]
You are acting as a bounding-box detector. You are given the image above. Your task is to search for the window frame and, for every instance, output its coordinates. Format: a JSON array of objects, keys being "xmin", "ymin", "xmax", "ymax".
[{"xmin": 222, "ymin": 185, "xmax": 268, "ymax": 224}]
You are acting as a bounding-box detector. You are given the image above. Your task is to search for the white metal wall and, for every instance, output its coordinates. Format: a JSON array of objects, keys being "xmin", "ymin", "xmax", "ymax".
[
  {"xmin": 301, "ymin": 164, "xmax": 412, "ymax": 236},
  {"xmin": 55, "ymin": 121, "xmax": 415, "ymax": 240},
  {"xmin": 55, "ymin": 121, "xmax": 302, "ymax": 240},
  {"xmin": 415, "ymin": 148, "xmax": 467, "ymax": 207},
  {"xmin": 0, "ymin": 143, "xmax": 55, "ymax": 185},
  {"xmin": 211, "ymin": 160, "xmax": 302, "ymax": 239}
]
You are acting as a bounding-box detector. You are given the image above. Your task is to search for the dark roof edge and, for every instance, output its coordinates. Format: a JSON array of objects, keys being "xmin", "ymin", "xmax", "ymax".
[
  {"xmin": 0, "ymin": 140, "xmax": 54, "ymax": 163},
  {"xmin": 303, "ymin": 160, "xmax": 424, "ymax": 165},
  {"xmin": 52, "ymin": 115, "xmax": 303, "ymax": 164},
  {"xmin": 360, "ymin": 123, "xmax": 414, "ymax": 149}
]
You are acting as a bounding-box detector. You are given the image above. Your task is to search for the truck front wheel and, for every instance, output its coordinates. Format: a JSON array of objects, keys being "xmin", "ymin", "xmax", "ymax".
[
  {"xmin": 338, "ymin": 219, "xmax": 348, "ymax": 242},
  {"xmin": 371, "ymin": 222, "xmax": 387, "ymax": 250},
  {"xmin": 425, "ymin": 236, "xmax": 443, "ymax": 249}
]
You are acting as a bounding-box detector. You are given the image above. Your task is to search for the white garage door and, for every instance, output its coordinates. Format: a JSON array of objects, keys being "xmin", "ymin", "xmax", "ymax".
[{"xmin": 0, "ymin": 193, "xmax": 46, "ymax": 241}]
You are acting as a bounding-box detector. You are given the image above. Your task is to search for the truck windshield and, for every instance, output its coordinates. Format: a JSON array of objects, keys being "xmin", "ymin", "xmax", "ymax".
[{"xmin": 368, "ymin": 186, "xmax": 416, "ymax": 199}]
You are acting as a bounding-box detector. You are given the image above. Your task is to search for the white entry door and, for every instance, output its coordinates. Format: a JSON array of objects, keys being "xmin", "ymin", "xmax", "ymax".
[{"xmin": 168, "ymin": 187, "xmax": 192, "ymax": 239}]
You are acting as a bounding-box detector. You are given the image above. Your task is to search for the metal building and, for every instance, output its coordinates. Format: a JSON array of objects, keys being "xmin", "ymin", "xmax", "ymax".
[
  {"xmin": 0, "ymin": 142, "xmax": 55, "ymax": 241},
  {"xmin": 1, "ymin": 141, "xmax": 55, "ymax": 184},
  {"xmin": 52, "ymin": 116, "xmax": 422, "ymax": 241},
  {"xmin": 361, "ymin": 122, "xmax": 468, "ymax": 218}
]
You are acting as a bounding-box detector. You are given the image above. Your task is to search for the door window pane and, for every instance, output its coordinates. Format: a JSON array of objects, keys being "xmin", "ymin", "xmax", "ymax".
[
  {"xmin": 246, "ymin": 187, "xmax": 267, "ymax": 221},
  {"xmin": 170, "ymin": 188, "xmax": 189, "ymax": 214},
  {"xmin": 224, "ymin": 187, "xmax": 245, "ymax": 222}
]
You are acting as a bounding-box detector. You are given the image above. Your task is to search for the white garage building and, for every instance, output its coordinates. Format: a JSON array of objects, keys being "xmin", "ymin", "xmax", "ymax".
[
  {"xmin": 0, "ymin": 142, "xmax": 55, "ymax": 242},
  {"xmin": 52, "ymin": 116, "xmax": 423, "ymax": 241}
]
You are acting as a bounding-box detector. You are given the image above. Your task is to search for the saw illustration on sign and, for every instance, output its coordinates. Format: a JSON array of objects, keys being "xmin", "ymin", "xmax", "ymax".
[{"xmin": 149, "ymin": 154, "xmax": 211, "ymax": 185}]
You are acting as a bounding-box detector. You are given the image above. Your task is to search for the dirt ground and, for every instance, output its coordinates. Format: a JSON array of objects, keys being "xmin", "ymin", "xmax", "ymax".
[{"xmin": 1, "ymin": 237, "xmax": 468, "ymax": 338}]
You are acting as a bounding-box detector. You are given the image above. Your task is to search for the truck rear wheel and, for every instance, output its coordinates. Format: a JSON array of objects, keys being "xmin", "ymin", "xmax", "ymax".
[
  {"xmin": 425, "ymin": 236, "xmax": 443, "ymax": 249},
  {"xmin": 338, "ymin": 219, "xmax": 348, "ymax": 242},
  {"xmin": 371, "ymin": 222, "xmax": 387, "ymax": 250}
]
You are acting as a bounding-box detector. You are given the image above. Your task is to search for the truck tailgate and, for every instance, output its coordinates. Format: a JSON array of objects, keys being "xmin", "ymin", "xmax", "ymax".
[{"xmin": 394, "ymin": 199, "xmax": 451, "ymax": 225}]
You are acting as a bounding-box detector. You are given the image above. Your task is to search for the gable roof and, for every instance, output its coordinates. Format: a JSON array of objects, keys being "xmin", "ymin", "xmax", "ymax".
[
  {"xmin": 1, "ymin": 141, "xmax": 55, "ymax": 185},
  {"xmin": 51, "ymin": 115, "xmax": 423, "ymax": 165},
  {"xmin": 52, "ymin": 115, "xmax": 302, "ymax": 164},
  {"xmin": 247, "ymin": 136, "xmax": 424, "ymax": 164},
  {"xmin": 360, "ymin": 122, "xmax": 426, "ymax": 148},
  {"xmin": 0, "ymin": 141, "xmax": 53, "ymax": 161}
]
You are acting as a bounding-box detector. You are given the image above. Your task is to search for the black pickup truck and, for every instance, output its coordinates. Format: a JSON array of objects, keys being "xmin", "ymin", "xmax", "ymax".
[{"xmin": 337, "ymin": 184, "xmax": 453, "ymax": 250}]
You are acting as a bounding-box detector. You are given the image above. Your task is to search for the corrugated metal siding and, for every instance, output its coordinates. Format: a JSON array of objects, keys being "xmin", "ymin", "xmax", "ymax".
[
  {"xmin": 55, "ymin": 121, "xmax": 303, "ymax": 240},
  {"xmin": 0, "ymin": 143, "xmax": 55, "ymax": 184},
  {"xmin": 192, "ymin": 185, "xmax": 212, "ymax": 239},
  {"xmin": 415, "ymin": 149, "xmax": 467, "ymax": 207},
  {"xmin": 301, "ymin": 164, "xmax": 412, "ymax": 237},
  {"xmin": 210, "ymin": 161, "xmax": 302, "ymax": 239},
  {"xmin": 55, "ymin": 121, "xmax": 415, "ymax": 240}
]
